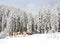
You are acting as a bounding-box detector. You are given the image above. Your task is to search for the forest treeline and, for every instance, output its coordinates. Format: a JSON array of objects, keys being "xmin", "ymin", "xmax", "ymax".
[{"xmin": 0, "ymin": 5, "xmax": 60, "ymax": 38}]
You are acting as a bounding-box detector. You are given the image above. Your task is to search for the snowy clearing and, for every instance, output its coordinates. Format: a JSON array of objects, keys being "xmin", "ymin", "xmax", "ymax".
[{"xmin": 0, "ymin": 33, "xmax": 60, "ymax": 44}]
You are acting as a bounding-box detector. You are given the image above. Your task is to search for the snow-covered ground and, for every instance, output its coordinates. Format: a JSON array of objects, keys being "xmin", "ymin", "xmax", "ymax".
[{"xmin": 0, "ymin": 33, "xmax": 60, "ymax": 44}]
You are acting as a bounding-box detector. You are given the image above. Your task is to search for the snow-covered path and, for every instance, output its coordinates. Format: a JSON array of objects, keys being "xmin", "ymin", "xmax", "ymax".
[{"xmin": 0, "ymin": 33, "xmax": 60, "ymax": 44}]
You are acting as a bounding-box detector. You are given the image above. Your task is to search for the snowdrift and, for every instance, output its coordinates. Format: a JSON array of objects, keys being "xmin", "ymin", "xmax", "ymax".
[{"xmin": 0, "ymin": 33, "xmax": 60, "ymax": 44}]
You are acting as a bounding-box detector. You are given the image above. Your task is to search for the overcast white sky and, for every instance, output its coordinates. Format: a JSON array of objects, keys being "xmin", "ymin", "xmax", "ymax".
[{"xmin": 0, "ymin": 0, "xmax": 60, "ymax": 13}]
